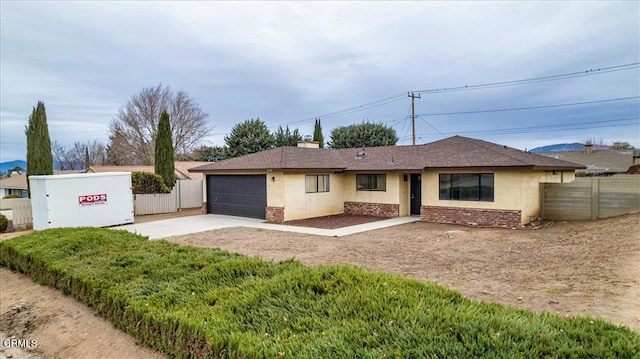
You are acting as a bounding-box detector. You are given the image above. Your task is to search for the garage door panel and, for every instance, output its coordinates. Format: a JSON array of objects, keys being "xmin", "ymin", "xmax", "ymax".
[
  {"xmin": 206, "ymin": 175, "xmax": 267, "ymax": 219},
  {"xmin": 223, "ymin": 204, "xmax": 265, "ymax": 218}
]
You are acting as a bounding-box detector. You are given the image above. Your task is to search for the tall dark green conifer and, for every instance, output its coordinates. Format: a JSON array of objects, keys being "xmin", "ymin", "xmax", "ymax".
[
  {"xmin": 84, "ymin": 147, "xmax": 91, "ymax": 168},
  {"xmin": 313, "ymin": 118, "xmax": 324, "ymax": 148},
  {"xmin": 25, "ymin": 101, "xmax": 53, "ymax": 196},
  {"xmin": 155, "ymin": 110, "xmax": 175, "ymax": 189}
]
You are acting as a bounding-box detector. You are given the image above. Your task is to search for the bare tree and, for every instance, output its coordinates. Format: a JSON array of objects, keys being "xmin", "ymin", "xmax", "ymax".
[
  {"xmin": 108, "ymin": 84, "xmax": 210, "ymax": 165},
  {"xmin": 52, "ymin": 140, "xmax": 107, "ymax": 170},
  {"xmin": 68, "ymin": 140, "xmax": 106, "ymax": 168},
  {"xmin": 52, "ymin": 140, "xmax": 70, "ymax": 170}
]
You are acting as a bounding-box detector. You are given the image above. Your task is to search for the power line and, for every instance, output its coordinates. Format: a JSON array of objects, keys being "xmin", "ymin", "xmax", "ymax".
[
  {"xmin": 209, "ymin": 62, "xmax": 639, "ymax": 138},
  {"xmin": 417, "ymin": 96, "xmax": 639, "ymax": 117},
  {"xmin": 419, "ymin": 117, "xmax": 447, "ymax": 138},
  {"xmin": 272, "ymin": 62, "xmax": 638, "ymax": 129},
  {"xmin": 412, "ymin": 62, "xmax": 639, "ymax": 94},
  {"xmin": 405, "ymin": 117, "xmax": 639, "ymax": 140},
  {"xmin": 267, "ymin": 92, "xmax": 408, "ymax": 129}
]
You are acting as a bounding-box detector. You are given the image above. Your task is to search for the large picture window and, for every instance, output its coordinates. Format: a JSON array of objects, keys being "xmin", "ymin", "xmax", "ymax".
[
  {"xmin": 439, "ymin": 173, "xmax": 494, "ymax": 202},
  {"xmin": 356, "ymin": 174, "xmax": 386, "ymax": 191},
  {"xmin": 305, "ymin": 174, "xmax": 330, "ymax": 193}
]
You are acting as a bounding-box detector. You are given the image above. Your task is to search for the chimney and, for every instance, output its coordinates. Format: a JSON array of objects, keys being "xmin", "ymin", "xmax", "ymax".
[
  {"xmin": 297, "ymin": 135, "xmax": 320, "ymax": 148},
  {"xmin": 584, "ymin": 141, "xmax": 593, "ymax": 155}
]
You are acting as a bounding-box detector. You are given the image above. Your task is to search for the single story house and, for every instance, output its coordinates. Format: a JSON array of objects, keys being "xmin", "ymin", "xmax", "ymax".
[
  {"xmin": 189, "ymin": 136, "xmax": 585, "ymax": 228},
  {"xmin": 0, "ymin": 174, "xmax": 28, "ymax": 198}
]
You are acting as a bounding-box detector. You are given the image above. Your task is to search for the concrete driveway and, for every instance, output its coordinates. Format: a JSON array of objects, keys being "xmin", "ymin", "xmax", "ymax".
[{"xmin": 114, "ymin": 214, "xmax": 420, "ymax": 240}]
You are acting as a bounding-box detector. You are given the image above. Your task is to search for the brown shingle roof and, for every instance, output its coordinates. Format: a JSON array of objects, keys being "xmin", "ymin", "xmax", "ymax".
[
  {"xmin": 0, "ymin": 174, "xmax": 27, "ymax": 189},
  {"xmin": 189, "ymin": 136, "xmax": 585, "ymax": 173}
]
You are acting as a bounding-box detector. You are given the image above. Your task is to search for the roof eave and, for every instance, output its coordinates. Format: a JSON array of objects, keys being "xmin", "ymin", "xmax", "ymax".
[
  {"xmin": 423, "ymin": 165, "xmax": 533, "ymax": 170},
  {"xmin": 281, "ymin": 168, "xmax": 346, "ymax": 173},
  {"xmin": 343, "ymin": 168, "xmax": 423, "ymax": 173},
  {"xmin": 194, "ymin": 168, "xmax": 272, "ymax": 173},
  {"xmin": 532, "ymin": 165, "xmax": 586, "ymax": 171},
  {"xmin": 194, "ymin": 167, "xmax": 348, "ymax": 173}
]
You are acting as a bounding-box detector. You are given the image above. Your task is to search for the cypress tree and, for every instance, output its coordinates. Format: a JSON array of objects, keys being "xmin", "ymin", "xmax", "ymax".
[
  {"xmin": 25, "ymin": 101, "xmax": 53, "ymax": 196},
  {"xmin": 155, "ymin": 110, "xmax": 175, "ymax": 189},
  {"xmin": 84, "ymin": 147, "xmax": 91, "ymax": 168},
  {"xmin": 313, "ymin": 118, "xmax": 324, "ymax": 148}
]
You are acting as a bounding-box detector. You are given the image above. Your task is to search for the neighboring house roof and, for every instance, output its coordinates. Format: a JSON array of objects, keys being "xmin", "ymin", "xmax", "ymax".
[
  {"xmin": 0, "ymin": 174, "xmax": 27, "ymax": 189},
  {"xmin": 84, "ymin": 162, "xmax": 208, "ymax": 180},
  {"xmin": 173, "ymin": 162, "xmax": 209, "ymax": 180},
  {"xmin": 0, "ymin": 170, "xmax": 83, "ymax": 190},
  {"xmin": 190, "ymin": 136, "xmax": 585, "ymax": 173},
  {"xmin": 627, "ymin": 165, "xmax": 640, "ymax": 174},
  {"xmin": 539, "ymin": 150, "xmax": 635, "ymax": 175},
  {"xmin": 83, "ymin": 165, "xmax": 154, "ymax": 174}
]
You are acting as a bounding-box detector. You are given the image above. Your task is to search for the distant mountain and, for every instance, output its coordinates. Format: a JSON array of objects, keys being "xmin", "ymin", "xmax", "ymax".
[
  {"xmin": 0, "ymin": 160, "xmax": 27, "ymax": 174},
  {"xmin": 0, "ymin": 160, "xmax": 65, "ymax": 174},
  {"xmin": 530, "ymin": 143, "xmax": 608, "ymax": 153}
]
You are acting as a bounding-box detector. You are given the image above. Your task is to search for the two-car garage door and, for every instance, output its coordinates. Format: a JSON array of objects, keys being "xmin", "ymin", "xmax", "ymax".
[{"xmin": 206, "ymin": 175, "xmax": 267, "ymax": 219}]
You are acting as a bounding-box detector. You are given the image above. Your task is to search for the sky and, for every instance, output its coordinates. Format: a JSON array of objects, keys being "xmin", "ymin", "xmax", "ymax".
[{"xmin": 1, "ymin": 1, "xmax": 639, "ymax": 162}]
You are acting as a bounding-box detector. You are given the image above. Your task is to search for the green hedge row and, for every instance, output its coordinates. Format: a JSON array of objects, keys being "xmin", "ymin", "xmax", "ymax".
[{"xmin": 1, "ymin": 228, "xmax": 638, "ymax": 358}]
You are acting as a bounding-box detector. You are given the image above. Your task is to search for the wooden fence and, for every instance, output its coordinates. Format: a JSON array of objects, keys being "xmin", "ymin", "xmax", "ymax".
[
  {"xmin": 133, "ymin": 179, "xmax": 202, "ymax": 215},
  {"xmin": 541, "ymin": 176, "xmax": 640, "ymax": 220}
]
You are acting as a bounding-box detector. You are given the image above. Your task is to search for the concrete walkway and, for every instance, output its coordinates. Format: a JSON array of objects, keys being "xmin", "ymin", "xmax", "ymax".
[{"xmin": 114, "ymin": 214, "xmax": 421, "ymax": 240}]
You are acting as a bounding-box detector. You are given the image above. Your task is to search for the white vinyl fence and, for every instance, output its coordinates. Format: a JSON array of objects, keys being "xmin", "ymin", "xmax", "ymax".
[{"xmin": 133, "ymin": 179, "xmax": 202, "ymax": 215}]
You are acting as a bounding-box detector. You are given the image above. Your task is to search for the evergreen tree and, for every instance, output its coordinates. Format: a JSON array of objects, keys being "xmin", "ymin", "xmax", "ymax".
[
  {"xmin": 25, "ymin": 101, "xmax": 53, "ymax": 196},
  {"xmin": 84, "ymin": 147, "xmax": 91, "ymax": 168},
  {"xmin": 155, "ymin": 110, "xmax": 175, "ymax": 189},
  {"xmin": 192, "ymin": 145, "xmax": 229, "ymax": 162},
  {"xmin": 273, "ymin": 125, "xmax": 302, "ymax": 147},
  {"xmin": 328, "ymin": 121, "xmax": 398, "ymax": 149},
  {"xmin": 224, "ymin": 118, "xmax": 275, "ymax": 157},
  {"xmin": 313, "ymin": 118, "xmax": 324, "ymax": 148}
]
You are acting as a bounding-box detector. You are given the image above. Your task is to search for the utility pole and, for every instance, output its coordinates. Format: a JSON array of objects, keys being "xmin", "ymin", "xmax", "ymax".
[{"xmin": 408, "ymin": 92, "xmax": 421, "ymax": 145}]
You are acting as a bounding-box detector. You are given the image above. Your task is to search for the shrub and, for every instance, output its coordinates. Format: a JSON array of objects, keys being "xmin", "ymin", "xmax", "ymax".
[
  {"xmin": 0, "ymin": 214, "xmax": 7, "ymax": 232},
  {"xmin": 131, "ymin": 171, "xmax": 170, "ymax": 194},
  {"xmin": 1, "ymin": 228, "xmax": 639, "ymax": 358},
  {"xmin": 2, "ymin": 194, "xmax": 21, "ymax": 199}
]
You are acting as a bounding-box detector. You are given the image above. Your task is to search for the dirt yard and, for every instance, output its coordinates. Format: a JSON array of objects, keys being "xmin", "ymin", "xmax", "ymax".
[{"xmin": 1, "ymin": 213, "xmax": 638, "ymax": 358}]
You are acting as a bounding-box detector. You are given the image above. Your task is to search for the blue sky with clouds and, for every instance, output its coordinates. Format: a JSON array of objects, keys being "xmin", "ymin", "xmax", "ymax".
[{"xmin": 1, "ymin": 1, "xmax": 638, "ymax": 162}]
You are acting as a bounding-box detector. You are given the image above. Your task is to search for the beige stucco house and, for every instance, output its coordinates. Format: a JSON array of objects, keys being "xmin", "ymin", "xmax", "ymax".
[{"xmin": 190, "ymin": 136, "xmax": 585, "ymax": 227}]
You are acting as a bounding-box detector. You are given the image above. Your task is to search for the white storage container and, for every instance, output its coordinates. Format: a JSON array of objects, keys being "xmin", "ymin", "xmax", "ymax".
[{"xmin": 29, "ymin": 172, "xmax": 134, "ymax": 230}]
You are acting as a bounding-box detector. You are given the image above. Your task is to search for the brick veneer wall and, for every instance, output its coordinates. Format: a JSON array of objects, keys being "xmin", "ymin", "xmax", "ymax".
[
  {"xmin": 344, "ymin": 202, "xmax": 399, "ymax": 217},
  {"xmin": 266, "ymin": 206, "xmax": 285, "ymax": 223},
  {"xmin": 421, "ymin": 206, "xmax": 521, "ymax": 228},
  {"xmin": 201, "ymin": 202, "xmax": 207, "ymax": 214}
]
